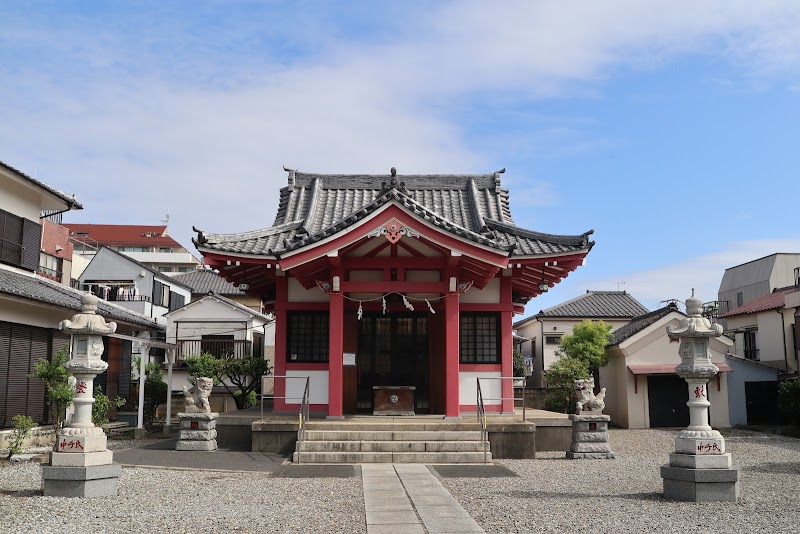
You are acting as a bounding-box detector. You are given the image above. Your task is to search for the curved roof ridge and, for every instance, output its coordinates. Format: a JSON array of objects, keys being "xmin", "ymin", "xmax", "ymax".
[
  {"xmin": 485, "ymin": 218, "xmax": 594, "ymax": 247},
  {"xmin": 195, "ymin": 220, "xmax": 303, "ymax": 245}
]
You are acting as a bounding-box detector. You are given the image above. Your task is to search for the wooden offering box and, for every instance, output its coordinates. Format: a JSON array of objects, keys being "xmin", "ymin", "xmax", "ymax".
[{"xmin": 373, "ymin": 386, "xmax": 416, "ymax": 416}]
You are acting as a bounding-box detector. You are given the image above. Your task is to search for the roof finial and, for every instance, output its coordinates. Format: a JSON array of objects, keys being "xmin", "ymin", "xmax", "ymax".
[{"xmin": 390, "ymin": 167, "xmax": 397, "ymax": 177}]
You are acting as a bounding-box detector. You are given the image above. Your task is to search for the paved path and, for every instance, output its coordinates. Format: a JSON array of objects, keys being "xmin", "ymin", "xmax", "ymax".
[{"xmin": 362, "ymin": 464, "xmax": 484, "ymax": 534}]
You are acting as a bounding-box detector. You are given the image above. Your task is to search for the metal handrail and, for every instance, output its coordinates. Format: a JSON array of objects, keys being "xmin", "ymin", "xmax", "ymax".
[
  {"xmin": 476, "ymin": 379, "xmax": 488, "ymax": 464},
  {"xmin": 297, "ymin": 377, "xmax": 310, "ymax": 464},
  {"xmin": 259, "ymin": 374, "xmax": 311, "ymax": 464},
  {"xmin": 477, "ymin": 376, "xmax": 527, "ymax": 421}
]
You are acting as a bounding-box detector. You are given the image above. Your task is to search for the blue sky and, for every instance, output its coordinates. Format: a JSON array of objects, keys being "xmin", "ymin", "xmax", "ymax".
[{"xmin": 1, "ymin": 1, "xmax": 798, "ymax": 315}]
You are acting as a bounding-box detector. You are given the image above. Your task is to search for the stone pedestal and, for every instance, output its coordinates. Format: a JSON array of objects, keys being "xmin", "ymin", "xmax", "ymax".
[
  {"xmin": 176, "ymin": 413, "xmax": 218, "ymax": 451},
  {"xmin": 566, "ymin": 414, "xmax": 615, "ymax": 459},
  {"xmin": 661, "ymin": 465, "xmax": 740, "ymax": 502},
  {"xmin": 42, "ymin": 463, "xmax": 123, "ymax": 497}
]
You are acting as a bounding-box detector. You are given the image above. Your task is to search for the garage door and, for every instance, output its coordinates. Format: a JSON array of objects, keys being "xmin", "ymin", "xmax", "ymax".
[
  {"xmin": 647, "ymin": 375, "xmax": 690, "ymax": 428},
  {"xmin": 745, "ymin": 381, "xmax": 778, "ymax": 425}
]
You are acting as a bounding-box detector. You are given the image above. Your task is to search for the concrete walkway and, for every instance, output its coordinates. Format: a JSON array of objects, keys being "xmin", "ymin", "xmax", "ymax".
[{"xmin": 362, "ymin": 464, "xmax": 484, "ymax": 534}]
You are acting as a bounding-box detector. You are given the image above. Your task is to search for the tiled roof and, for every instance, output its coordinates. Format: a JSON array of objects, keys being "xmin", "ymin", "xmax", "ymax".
[
  {"xmin": 194, "ymin": 169, "xmax": 594, "ymax": 258},
  {"xmin": 0, "ymin": 268, "xmax": 160, "ymax": 329},
  {"xmin": 0, "ymin": 159, "xmax": 83, "ymax": 210},
  {"xmin": 64, "ymin": 224, "xmax": 183, "ymax": 248},
  {"xmin": 720, "ymin": 286, "xmax": 796, "ymax": 318},
  {"xmin": 609, "ymin": 303, "xmax": 680, "ymax": 345},
  {"xmin": 172, "ymin": 270, "xmax": 245, "ymax": 295},
  {"xmin": 537, "ymin": 291, "xmax": 650, "ymax": 319}
]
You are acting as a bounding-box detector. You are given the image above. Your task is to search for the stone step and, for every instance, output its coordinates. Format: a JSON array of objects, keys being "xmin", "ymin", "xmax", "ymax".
[
  {"xmin": 298, "ymin": 440, "xmax": 489, "ymax": 453},
  {"xmin": 304, "ymin": 421, "xmax": 482, "ymax": 432},
  {"xmin": 304, "ymin": 430, "xmax": 483, "ymax": 442},
  {"xmin": 292, "ymin": 451, "xmax": 492, "ymax": 464}
]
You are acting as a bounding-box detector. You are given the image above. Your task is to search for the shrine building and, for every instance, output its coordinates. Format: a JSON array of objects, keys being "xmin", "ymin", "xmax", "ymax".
[{"xmin": 193, "ymin": 168, "xmax": 594, "ymax": 418}]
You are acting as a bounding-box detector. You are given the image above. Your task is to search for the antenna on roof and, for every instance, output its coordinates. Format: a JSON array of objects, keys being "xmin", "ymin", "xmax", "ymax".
[
  {"xmin": 162, "ymin": 213, "xmax": 169, "ymax": 226},
  {"xmin": 616, "ymin": 282, "xmax": 625, "ymax": 291}
]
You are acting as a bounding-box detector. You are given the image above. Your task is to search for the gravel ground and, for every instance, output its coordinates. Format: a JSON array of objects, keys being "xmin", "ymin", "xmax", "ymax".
[
  {"xmin": 1, "ymin": 428, "xmax": 797, "ymax": 533},
  {"xmin": 442, "ymin": 428, "xmax": 799, "ymax": 534}
]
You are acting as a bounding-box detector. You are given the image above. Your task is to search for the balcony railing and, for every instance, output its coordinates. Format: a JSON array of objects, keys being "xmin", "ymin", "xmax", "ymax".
[
  {"xmin": 702, "ymin": 300, "xmax": 731, "ymax": 319},
  {"xmin": 37, "ymin": 266, "xmax": 63, "ymax": 282},
  {"xmin": 177, "ymin": 339, "xmax": 252, "ymax": 361}
]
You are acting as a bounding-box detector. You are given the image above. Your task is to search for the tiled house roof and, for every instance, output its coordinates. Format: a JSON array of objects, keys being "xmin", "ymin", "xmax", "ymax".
[
  {"xmin": 0, "ymin": 268, "xmax": 160, "ymax": 329},
  {"xmin": 720, "ymin": 286, "xmax": 796, "ymax": 318},
  {"xmin": 172, "ymin": 270, "xmax": 245, "ymax": 295},
  {"xmin": 537, "ymin": 291, "xmax": 650, "ymax": 319},
  {"xmin": 609, "ymin": 303, "xmax": 680, "ymax": 345},
  {"xmin": 0, "ymin": 159, "xmax": 83, "ymax": 210},
  {"xmin": 64, "ymin": 224, "xmax": 182, "ymax": 248},
  {"xmin": 194, "ymin": 169, "xmax": 594, "ymax": 258}
]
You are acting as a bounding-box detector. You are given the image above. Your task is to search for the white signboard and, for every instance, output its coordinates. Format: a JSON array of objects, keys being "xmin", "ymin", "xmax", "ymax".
[{"xmin": 343, "ymin": 352, "xmax": 356, "ymax": 366}]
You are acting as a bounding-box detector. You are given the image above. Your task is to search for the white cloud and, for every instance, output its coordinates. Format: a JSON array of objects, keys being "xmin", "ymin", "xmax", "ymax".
[{"xmin": 576, "ymin": 237, "xmax": 800, "ymax": 310}]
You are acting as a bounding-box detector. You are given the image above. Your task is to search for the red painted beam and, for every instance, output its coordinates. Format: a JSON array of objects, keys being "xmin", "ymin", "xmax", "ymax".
[{"xmin": 341, "ymin": 281, "xmax": 447, "ymax": 293}]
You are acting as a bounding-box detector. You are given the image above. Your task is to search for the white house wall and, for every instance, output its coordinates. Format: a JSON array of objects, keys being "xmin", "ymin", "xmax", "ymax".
[
  {"xmin": 602, "ymin": 314, "xmax": 732, "ymax": 429},
  {"xmin": 0, "ymin": 174, "xmax": 42, "ymax": 221},
  {"xmin": 727, "ymin": 310, "xmax": 795, "ymax": 372}
]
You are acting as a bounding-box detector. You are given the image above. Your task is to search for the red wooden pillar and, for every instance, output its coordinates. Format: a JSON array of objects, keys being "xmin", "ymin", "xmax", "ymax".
[
  {"xmin": 328, "ymin": 291, "xmax": 344, "ymax": 418},
  {"xmin": 274, "ymin": 276, "xmax": 288, "ymax": 412},
  {"xmin": 500, "ymin": 275, "xmax": 514, "ymax": 413},
  {"xmin": 444, "ymin": 281, "xmax": 460, "ymax": 418}
]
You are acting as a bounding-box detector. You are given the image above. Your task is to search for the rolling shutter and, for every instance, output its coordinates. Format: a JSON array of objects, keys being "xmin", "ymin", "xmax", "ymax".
[{"xmin": 20, "ymin": 218, "xmax": 42, "ymax": 271}]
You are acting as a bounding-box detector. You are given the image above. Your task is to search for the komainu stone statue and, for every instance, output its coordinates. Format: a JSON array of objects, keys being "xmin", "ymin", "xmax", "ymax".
[
  {"xmin": 182, "ymin": 377, "xmax": 213, "ymax": 413},
  {"xmin": 574, "ymin": 377, "xmax": 606, "ymax": 415}
]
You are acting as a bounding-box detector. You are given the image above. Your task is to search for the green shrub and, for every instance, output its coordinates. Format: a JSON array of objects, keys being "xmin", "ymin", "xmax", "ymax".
[
  {"xmin": 132, "ymin": 356, "xmax": 168, "ymax": 429},
  {"xmin": 778, "ymin": 379, "xmax": 800, "ymax": 426},
  {"xmin": 92, "ymin": 386, "xmax": 127, "ymax": 428},
  {"xmin": 233, "ymin": 390, "xmax": 258, "ymax": 409},
  {"xmin": 32, "ymin": 347, "xmax": 75, "ymax": 447},
  {"xmin": 513, "ymin": 349, "xmax": 527, "ymax": 378},
  {"xmin": 543, "ymin": 355, "xmax": 590, "ymax": 413},
  {"xmin": 7, "ymin": 415, "xmax": 35, "ymax": 458}
]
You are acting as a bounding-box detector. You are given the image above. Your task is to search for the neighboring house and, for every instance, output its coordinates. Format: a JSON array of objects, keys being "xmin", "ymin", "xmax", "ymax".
[
  {"xmin": 601, "ymin": 304, "xmax": 733, "ymax": 429},
  {"xmin": 75, "ymin": 246, "xmax": 192, "ymax": 328},
  {"xmin": 724, "ymin": 354, "xmax": 779, "ymax": 426},
  {"xmin": 0, "ymin": 160, "xmax": 160, "ymax": 427},
  {"xmin": 193, "ymin": 168, "xmax": 595, "ymax": 417},
  {"xmin": 164, "ymin": 292, "xmax": 275, "ymax": 391},
  {"xmin": 720, "ymin": 286, "xmax": 798, "ymax": 374},
  {"xmin": 716, "ymin": 253, "xmax": 800, "ymax": 319},
  {"xmin": 66, "ymin": 223, "xmax": 201, "ymax": 277},
  {"xmin": 514, "ymin": 290, "xmax": 650, "ymax": 387},
  {"xmin": 172, "ymin": 268, "xmax": 263, "ymax": 313}
]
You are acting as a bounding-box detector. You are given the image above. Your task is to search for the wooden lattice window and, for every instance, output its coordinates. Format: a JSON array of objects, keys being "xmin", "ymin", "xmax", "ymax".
[
  {"xmin": 287, "ymin": 312, "xmax": 329, "ymax": 362},
  {"xmin": 459, "ymin": 313, "xmax": 499, "ymax": 364}
]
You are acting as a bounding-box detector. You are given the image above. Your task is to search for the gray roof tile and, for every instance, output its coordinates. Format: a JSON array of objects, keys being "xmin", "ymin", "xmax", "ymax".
[
  {"xmin": 194, "ymin": 170, "xmax": 593, "ymax": 258},
  {"xmin": 0, "ymin": 269, "xmax": 160, "ymax": 329},
  {"xmin": 537, "ymin": 291, "xmax": 650, "ymax": 318},
  {"xmin": 609, "ymin": 303, "xmax": 680, "ymax": 345},
  {"xmin": 172, "ymin": 270, "xmax": 245, "ymax": 295}
]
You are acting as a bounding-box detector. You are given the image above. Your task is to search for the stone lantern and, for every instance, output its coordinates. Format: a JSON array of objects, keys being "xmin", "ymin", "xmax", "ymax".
[
  {"xmin": 42, "ymin": 293, "xmax": 123, "ymax": 497},
  {"xmin": 660, "ymin": 290, "xmax": 739, "ymax": 502}
]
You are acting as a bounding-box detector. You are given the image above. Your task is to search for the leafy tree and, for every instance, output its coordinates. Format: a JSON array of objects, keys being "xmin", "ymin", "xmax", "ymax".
[
  {"xmin": 557, "ymin": 320, "xmax": 614, "ymax": 373},
  {"xmin": 543, "ymin": 320, "xmax": 613, "ymax": 413},
  {"xmin": 32, "ymin": 347, "xmax": 75, "ymax": 444},
  {"xmin": 185, "ymin": 352, "xmax": 272, "ymax": 410},
  {"xmin": 778, "ymin": 379, "xmax": 800, "ymax": 426}
]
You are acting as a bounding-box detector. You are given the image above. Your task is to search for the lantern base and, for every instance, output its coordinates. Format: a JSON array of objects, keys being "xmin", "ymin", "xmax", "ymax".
[
  {"xmin": 675, "ymin": 435, "xmax": 725, "ymax": 455},
  {"xmin": 661, "ymin": 464, "xmax": 739, "ymax": 502},
  {"xmin": 669, "ymin": 452, "xmax": 731, "ymax": 469},
  {"xmin": 42, "ymin": 463, "xmax": 122, "ymax": 498}
]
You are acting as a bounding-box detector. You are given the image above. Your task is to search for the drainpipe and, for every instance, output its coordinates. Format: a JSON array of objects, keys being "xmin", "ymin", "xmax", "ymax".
[{"xmin": 777, "ymin": 308, "xmax": 790, "ymax": 373}]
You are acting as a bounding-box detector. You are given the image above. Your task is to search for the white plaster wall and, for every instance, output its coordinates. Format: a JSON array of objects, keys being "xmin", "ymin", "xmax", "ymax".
[
  {"xmin": 460, "ymin": 278, "xmax": 500, "ymax": 304},
  {"xmin": 286, "ymin": 370, "xmax": 329, "ymax": 405},
  {"xmin": 459, "ymin": 371, "xmax": 502, "ymax": 406},
  {"xmin": 0, "ymin": 297, "xmax": 73, "ymax": 329},
  {"xmin": 0, "ymin": 174, "xmax": 41, "ymax": 220},
  {"xmin": 756, "ymin": 310, "xmax": 793, "ymax": 370},
  {"xmin": 288, "ymin": 278, "xmax": 329, "ymax": 302}
]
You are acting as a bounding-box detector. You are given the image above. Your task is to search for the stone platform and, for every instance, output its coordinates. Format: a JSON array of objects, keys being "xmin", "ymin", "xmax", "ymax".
[
  {"xmin": 42, "ymin": 463, "xmax": 123, "ymax": 497},
  {"xmin": 176, "ymin": 412, "xmax": 218, "ymax": 451},
  {"xmin": 566, "ymin": 414, "xmax": 615, "ymax": 459},
  {"xmin": 661, "ymin": 464, "xmax": 740, "ymax": 502}
]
